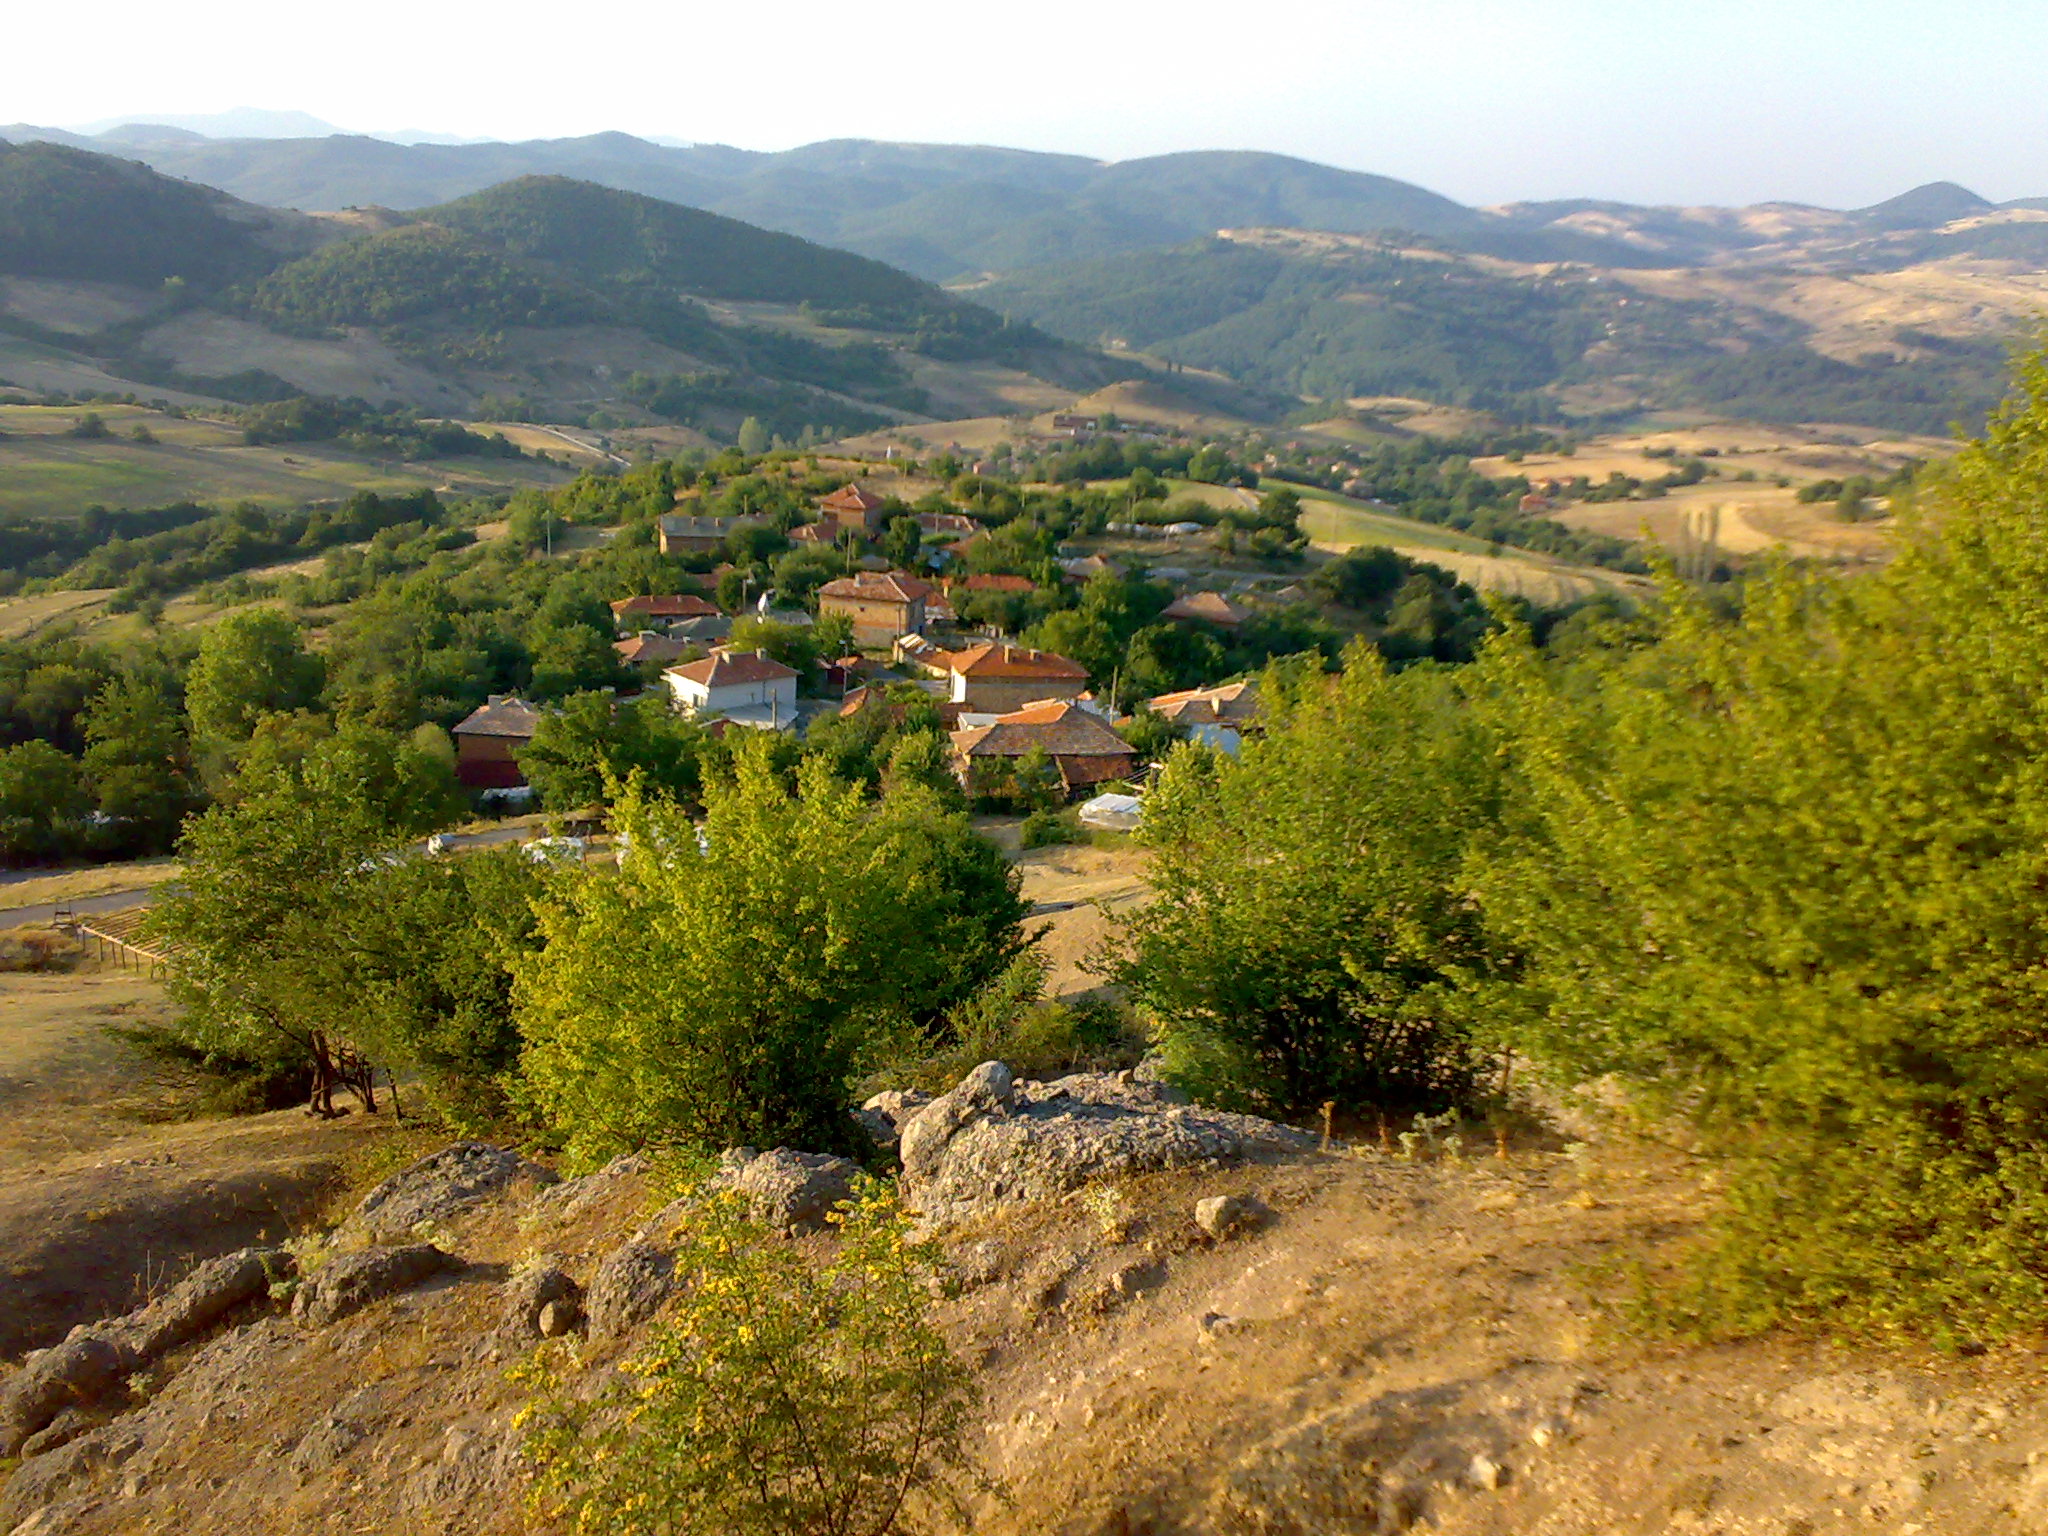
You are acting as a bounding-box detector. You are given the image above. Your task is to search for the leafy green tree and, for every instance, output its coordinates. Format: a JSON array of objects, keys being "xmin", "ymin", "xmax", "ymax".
[
  {"xmin": 518, "ymin": 691, "xmax": 711, "ymax": 811},
  {"xmin": 80, "ymin": 673, "xmax": 199, "ymax": 855},
  {"xmin": 512, "ymin": 744, "xmax": 1028, "ymax": 1162},
  {"xmin": 883, "ymin": 514, "xmax": 922, "ymax": 570},
  {"xmin": 1463, "ymin": 348, "xmax": 2048, "ymax": 1345},
  {"xmin": 185, "ymin": 609, "xmax": 323, "ymax": 760},
  {"xmin": 292, "ymin": 848, "xmax": 544, "ymax": 1125},
  {"xmin": 737, "ymin": 416, "xmax": 770, "ymax": 456},
  {"xmin": 0, "ymin": 741, "xmax": 88, "ymax": 864},
  {"xmin": 1109, "ymin": 647, "xmax": 1499, "ymax": 1116},
  {"xmin": 150, "ymin": 721, "xmax": 474, "ymax": 1088}
]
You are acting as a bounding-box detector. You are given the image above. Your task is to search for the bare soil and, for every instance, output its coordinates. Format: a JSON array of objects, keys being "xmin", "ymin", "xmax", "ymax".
[{"xmin": 0, "ymin": 962, "xmax": 381, "ymax": 1356}]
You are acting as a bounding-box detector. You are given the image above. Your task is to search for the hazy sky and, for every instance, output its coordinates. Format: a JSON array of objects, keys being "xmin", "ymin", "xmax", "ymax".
[{"xmin": 12, "ymin": 0, "xmax": 2047, "ymax": 207}]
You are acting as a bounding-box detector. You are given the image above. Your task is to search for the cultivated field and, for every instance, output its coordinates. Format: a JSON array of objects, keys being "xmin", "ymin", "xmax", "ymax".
[
  {"xmin": 0, "ymin": 403, "xmax": 568, "ymax": 519},
  {"xmin": 1473, "ymin": 420, "xmax": 1949, "ymax": 564}
]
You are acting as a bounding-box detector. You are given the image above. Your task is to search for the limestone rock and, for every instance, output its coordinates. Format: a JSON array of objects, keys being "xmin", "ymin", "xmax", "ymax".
[
  {"xmin": 291, "ymin": 1245, "xmax": 459, "ymax": 1327},
  {"xmin": 586, "ymin": 1240, "xmax": 674, "ymax": 1338},
  {"xmin": 1195, "ymin": 1194, "xmax": 1265, "ymax": 1239},
  {"xmin": 855, "ymin": 1089, "xmax": 934, "ymax": 1151},
  {"xmin": 720, "ymin": 1147, "xmax": 859, "ymax": 1234},
  {"xmin": 499, "ymin": 1260, "xmax": 581, "ymax": 1339},
  {"xmin": 346, "ymin": 1142, "xmax": 557, "ymax": 1242},
  {"xmin": 108, "ymin": 1246, "xmax": 289, "ymax": 1360},
  {"xmin": 0, "ymin": 1335, "xmax": 132, "ymax": 1456},
  {"xmin": 537, "ymin": 1299, "xmax": 578, "ymax": 1338},
  {"xmin": 900, "ymin": 1061, "xmax": 1315, "ymax": 1222}
]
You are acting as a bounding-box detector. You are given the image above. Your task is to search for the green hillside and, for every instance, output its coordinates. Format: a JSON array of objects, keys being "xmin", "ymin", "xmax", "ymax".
[
  {"xmin": 425, "ymin": 176, "xmax": 947, "ymax": 314},
  {"xmin": 247, "ymin": 221, "xmax": 605, "ymax": 332},
  {"xmin": 0, "ymin": 139, "xmax": 279, "ymax": 289}
]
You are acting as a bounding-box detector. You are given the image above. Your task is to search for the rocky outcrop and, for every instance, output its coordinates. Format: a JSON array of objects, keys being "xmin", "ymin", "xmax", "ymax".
[
  {"xmin": 345, "ymin": 1143, "xmax": 557, "ymax": 1242},
  {"xmin": 105, "ymin": 1247, "xmax": 287, "ymax": 1361},
  {"xmin": 716, "ymin": 1147, "xmax": 860, "ymax": 1234},
  {"xmin": 855, "ymin": 1089, "xmax": 933, "ymax": 1152},
  {"xmin": 0, "ymin": 1245, "xmax": 291, "ymax": 1458},
  {"xmin": 899, "ymin": 1061, "xmax": 1315, "ymax": 1222},
  {"xmin": 291, "ymin": 1244, "xmax": 459, "ymax": 1327},
  {"xmin": 585, "ymin": 1240, "xmax": 675, "ymax": 1339}
]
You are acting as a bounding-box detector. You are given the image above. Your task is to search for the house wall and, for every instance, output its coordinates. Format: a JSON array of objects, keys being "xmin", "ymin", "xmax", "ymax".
[
  {"xmin": 657, "ymin": 531, "xmax": 724, "ymax": 555},
  {"xmin": 667, "ymin": 673, "xmax": 798, "ymax": 721},
  {"xmin": 820, "ymin": 593, "xmax": 920, "ymax": 645},
  {"xmin": 454, "ymin": 733, "xmax": 528, "ymax": 789}
]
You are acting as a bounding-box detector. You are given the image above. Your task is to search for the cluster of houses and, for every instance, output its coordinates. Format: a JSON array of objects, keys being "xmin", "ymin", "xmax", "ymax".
[{"xmin": 451, "ymin": 480, "xmax": 1264, "ymax": 803}]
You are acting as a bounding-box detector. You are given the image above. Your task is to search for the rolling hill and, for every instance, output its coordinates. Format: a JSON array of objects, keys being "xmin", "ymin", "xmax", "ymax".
[{"xmin": 0, "ymin": 145, "xmax": 1113, "ymax": 441}]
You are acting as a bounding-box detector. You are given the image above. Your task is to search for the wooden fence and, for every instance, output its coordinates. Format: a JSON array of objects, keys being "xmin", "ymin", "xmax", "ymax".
[{"xmin": 59, "ymin": 906, "xmax": 177, "ymax": 977}]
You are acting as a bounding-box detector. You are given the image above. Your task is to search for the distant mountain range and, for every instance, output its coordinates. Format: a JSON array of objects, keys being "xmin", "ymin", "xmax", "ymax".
[
  {"xmin": 6, "ymin": 123, "xmax": 2045, "ymax": 284},
  {"xmin": 3, "ymin": 123, "xmax": 2042, "ymax": 435}
]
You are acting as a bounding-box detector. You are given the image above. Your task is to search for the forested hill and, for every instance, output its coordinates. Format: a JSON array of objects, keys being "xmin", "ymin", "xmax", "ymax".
[
  {"xmin": 244, "ymin": 175, "xmax": 1002, "ymax": 337},
  {"xmin": 0, "ymin": 144, "xmax": 1084, "ymax": 436},
  {"xmin": 420, "ymin": 176, "xmax": 955, "ymax": 314},
  {"xmin": 0, "ymin": 139, "xmax": 308, "ymax": 289}
]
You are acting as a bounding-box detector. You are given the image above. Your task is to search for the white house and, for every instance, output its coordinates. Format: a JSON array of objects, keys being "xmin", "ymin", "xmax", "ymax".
[{"xmin": 662, "ymin": 649, "xmax": 799, "ymax": 730}]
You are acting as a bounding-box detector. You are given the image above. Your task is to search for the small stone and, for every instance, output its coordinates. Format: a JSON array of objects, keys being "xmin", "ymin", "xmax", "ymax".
[
  {"xmin": 1470, "ymin": 1453, "xmax": 1506, "ymax": 1491},
  {"xmin": 1194, "ymin": 1194, "xmax": 1263, "ymax": 1239},
  {"xmin": 1197, "ymin": 1311, "xmax": 1245, "ymax": 1342},
  {"xmin": 537, "ymin": 1299, "xmax": 577, "ymax": 1338}
]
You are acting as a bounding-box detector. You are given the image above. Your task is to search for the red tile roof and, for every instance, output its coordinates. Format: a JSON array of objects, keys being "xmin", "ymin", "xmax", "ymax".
[
  {"xmin": 819, "ymin": 571, "xmax": 935, "ymax": 604},
  {"xmin": 452, "ymin": 695, "xmax": 542, "ymax": 739},
  {"xmin": 960, "ymin": 573, "xmax": 1038, "ymax": 594},
  {"xmin": 663, "ymin": 649, "xmax": 798, "ymax": 688},
  {"xmin": 615, "ymin": 633, "xmax": 690, "ymax": 664},
  {"xmin": 610, "ymin": 594, "xmax": 721, "ymax": 620},
  {"xmin": 1161, "ymin": 591, "xmax": 1251, "ymax": 627},
  {"xmin": 942, "ymin": 643, "xmax": 1088, "ymax": 681},
  {"xmin": 788, "ymin": 522, "xmax": 839, "ymax": 543},
  {"xmin": 1147, "ymin": 678, "xmax": 1261, "ymax": 725},
  {"xmin": 951, "ymin": 702, "xmax": 1136, "ymax": 783},
  {"xmin": 820, "ymin": 483, "xmax": 888, "ymax": 514}
]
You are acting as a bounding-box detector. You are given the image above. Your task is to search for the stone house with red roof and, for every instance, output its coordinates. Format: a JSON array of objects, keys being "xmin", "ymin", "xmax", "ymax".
[
  {"xmin": 949, "ymin": 700, "xmax": 1136, "ymax": 796},
  {"xmin": 816, "ymin": 570, "xmax": 934, "ymax": 646},
  {"xmin": 932, "ymin": 643, "xmax": 1089, "ymax": 713},
  {"xmin": 818, "ymin": 483, "xmax": 891, "ymax": 536}
]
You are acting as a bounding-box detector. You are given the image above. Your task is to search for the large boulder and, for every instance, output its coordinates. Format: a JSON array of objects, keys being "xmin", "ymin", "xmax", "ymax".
[
  {"xmin": 585, "ymin": 1240, "xmax": 675, "ymax": 1339},
  {"xmin": 107, "ymin": 1246, "xmax": 289, "ymax": 1361},
  {"xmin": 718, "ymin": 1148, "xmax": 859, "ymax": 1234},
  {"xmin": 0, "ymin": 1245, "xmax": 293, "ymax": 1457},
  {"xmin": 345, "ymin": 1142, "xmax": 557, "ymax": 1242},
  {"xmin": 292, "ymin": 1245, "xmax": 459, "ymax": 1327},
  {"xmin": 0, "ymin": 1336, "xmax": 131, "ymax": 1457},
  {"xmin": 899, "ymin": 1061, "xmax": 1316, "ymax": 1223}
]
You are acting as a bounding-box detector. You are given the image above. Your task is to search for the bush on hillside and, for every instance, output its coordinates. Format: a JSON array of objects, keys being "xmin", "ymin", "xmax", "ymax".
[
  {"xmin": 520, "ymin": 1182, "xmax": 980, "ymax": 1536},
  {"xmin": 511, "ymin": 743, "xmax": 1030, "ymax": 1162},
  {"xmin": 1107, "ymin": 647, "xmax": 1502, "ymax": 1119},
  {"xmin": 1469, "ymin": 346, "xmax": 2048, "ymax": 1345}
]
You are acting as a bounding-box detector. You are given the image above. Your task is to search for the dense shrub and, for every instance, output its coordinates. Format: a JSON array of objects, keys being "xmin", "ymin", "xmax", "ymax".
[
  {"xmin": 1109, "ymin": 647, "xmax": 1501, "ymax": 1118},
  {"xmin": 521, "ymin": 1183, "xmax": 979, "ymax": 1536},
  {"xmin": 1469, "ymin": 349, "xmax": 2048, "ymax": 1345}
]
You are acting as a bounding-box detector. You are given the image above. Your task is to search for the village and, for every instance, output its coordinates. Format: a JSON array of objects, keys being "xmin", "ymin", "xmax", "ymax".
[{"xmin": 450, "ymin": 477, "xmax": 1266, "ymax": 821}]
